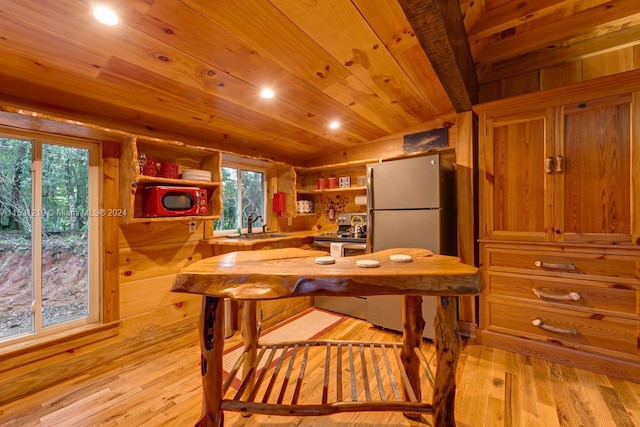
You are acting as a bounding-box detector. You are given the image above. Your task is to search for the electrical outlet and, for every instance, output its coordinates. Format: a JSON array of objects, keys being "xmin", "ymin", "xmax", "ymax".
[{"xmin": 189, "ymin": 221, "xmax": 196, "ymax": 232}]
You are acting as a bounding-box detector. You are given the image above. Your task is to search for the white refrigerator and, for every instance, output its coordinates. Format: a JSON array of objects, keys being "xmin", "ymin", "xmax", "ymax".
[{"xmin": 366, "ymin": 151, "xmax": 457, "ymax": 339}]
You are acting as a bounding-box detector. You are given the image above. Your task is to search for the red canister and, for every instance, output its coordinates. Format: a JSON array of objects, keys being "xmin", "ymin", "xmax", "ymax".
[
  {"xmin": 327, "ymin": 176, "xmax": 336, "ymax": 189},
  {"xmin": 142, "ymin": 160, "xmax": 158, "ymax": 177},
  {"xmin": 160, "ymin": 162, "xmax": 179, "ymax": 179},
  {"xmin": 317, "ymin": 178, "xmax": 326, "ymax": 190}
]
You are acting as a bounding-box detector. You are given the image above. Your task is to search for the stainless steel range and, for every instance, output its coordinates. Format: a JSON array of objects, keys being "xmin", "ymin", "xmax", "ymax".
[
  {"xmin": 313, "ymin": 213, "xmax": 367, "ymax": 318},
  {"xmin": 313, "ymin": 213, "xmax": 367, "ymax": 257}
]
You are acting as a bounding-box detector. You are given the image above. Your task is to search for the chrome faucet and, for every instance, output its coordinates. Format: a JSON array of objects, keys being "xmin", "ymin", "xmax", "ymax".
[{"xmin": 247, "ymin": 214, "xmax": 263, "ymax": 234}]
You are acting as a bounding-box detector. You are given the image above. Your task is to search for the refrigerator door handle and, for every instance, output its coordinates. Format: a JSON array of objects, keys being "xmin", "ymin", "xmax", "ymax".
[
  {"xmin": 366, "ymin": 211, "xmax": 374, "ymax": 253},
  {"xmin": 367, "ymin": 166, "xmax": 374, "ymax": 253},
  {"xmin": 366, "ymin": 165, "xmax": 374, "ymax": 209}
]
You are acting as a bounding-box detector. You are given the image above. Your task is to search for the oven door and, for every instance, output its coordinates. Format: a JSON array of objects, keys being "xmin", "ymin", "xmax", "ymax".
[
  {"xmin": 312, "ymin": 241, "xmax": 366, "ymax": 257},
  {"xmin": 342, "ymin": 243, "xmax": 366, "ymax": 257}
]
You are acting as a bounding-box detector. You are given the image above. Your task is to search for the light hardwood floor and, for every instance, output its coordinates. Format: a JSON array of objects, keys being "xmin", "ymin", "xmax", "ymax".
[{"xmin": 1, "ymin": 312, "xmax": 639, "ymax": 427}]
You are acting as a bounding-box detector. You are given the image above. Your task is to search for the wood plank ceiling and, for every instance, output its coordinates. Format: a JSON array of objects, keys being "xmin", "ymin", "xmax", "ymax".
[{"xmin": 0, "ymin": 0, "xmax": 638, "ymax": 165}]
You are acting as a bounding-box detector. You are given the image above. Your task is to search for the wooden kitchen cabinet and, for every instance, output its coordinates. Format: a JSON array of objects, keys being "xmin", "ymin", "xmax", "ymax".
[
  {"xmin": 482, "ymin": 94, "xmax": 637, "ymax": 244},
  {"xmin": 476, "ymin": 87, "xmax": 640, "ymax": 380},
  {"xmin": 482, "ymin": 108, "xmax": 553, "ymax": 241},
  {"xmin": 119, "ymin": 136, "xmax": 222, "ymax": 224}
]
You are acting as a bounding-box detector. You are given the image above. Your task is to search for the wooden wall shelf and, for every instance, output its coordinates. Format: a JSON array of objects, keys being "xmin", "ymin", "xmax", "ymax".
[
  {"xmin": 296, "ymin": 186, "xmax": 366, "ymax": 195},
  {"xmin": 119, "ymin": 136, "xmax": 223, "ymax": 224},
  {"xmin": 120, "ymin": 137, "xmax": 222, "ymax": 224}
]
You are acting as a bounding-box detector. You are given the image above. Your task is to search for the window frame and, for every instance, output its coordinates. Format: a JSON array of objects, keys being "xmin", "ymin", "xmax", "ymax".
[
  {"xmin": 0, "ymin": 128, "xmax": 102, "ymax": 348},
  {"xmin": 213, "ymin": 161, "xmax": 268, "ymax": 236}
]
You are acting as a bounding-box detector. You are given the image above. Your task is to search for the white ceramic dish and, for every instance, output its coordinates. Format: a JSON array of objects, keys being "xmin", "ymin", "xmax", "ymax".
[{"xmin": 182, "ymin": 169, "xmax": 212, "ymax": 181}]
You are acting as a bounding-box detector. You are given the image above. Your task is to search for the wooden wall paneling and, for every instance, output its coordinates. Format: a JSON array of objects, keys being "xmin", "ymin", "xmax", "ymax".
[
  {"xmin": 276, "ymin": 215, "xmax": 318, "ymax": 233},
  {"xmin": 116, "ymin": 300, "xmax": 201, "ymax": 341},
  {"xmin": 474, "ymin": 69, "xmax": 640, "ymax": 117},
  {"xmin": 478, "ymin": 0, "xmax": 640, "ymax": 67},
  {"xmin": 476, "ymin": 12, "xmax": 640, "ymax": 86},
  {"xmin": 500, "ymin": 70, "xmax": 540, "ymax": 98},
  {"xmin": 582, "ymin": 47, "xmax": 635, "ymax": 80},
  {"xmin": 119, "ymin": 241, "xmax": 208, "ymax": 284},
  {"xmin": 303, "ymin": 115, "xmax": 456, "ymax": 167},
  {"xmin": 200, "ymin": 149, "xmax": 222, "ymax": 218},
  {"xmin": 102, "ymin": 141, "xmax": 120, "ymax": 323},
  {"xmin": 119, "ymin": 221, "xmax": 206, "ymax": 249},
  {"xmin": 631, "ymin": 92, "xmax": 640, "ymax": 245},
  {"xmin": 478, "ymin": 81, "xmax": 501, "ymax": 104},
  {"xmin": 540, "ymin": 61, "xmax": 583, "ymax": 91},
  {"xmin": 455, "ymin": 111, "xmax": 477, "ymax": 332},
  {"xmin": 119, "ymin": 273, "xmax": 199, "ymax": 319}
]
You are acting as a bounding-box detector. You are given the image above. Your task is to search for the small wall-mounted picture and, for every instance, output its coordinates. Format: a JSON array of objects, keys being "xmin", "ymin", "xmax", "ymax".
[
  {"xmin": 403, "ymin": 127, "xmax": 448, "ymax": 154},
  {"xmin": 338, "ymin": 176, "xmax": 351, "ymax": 188}
]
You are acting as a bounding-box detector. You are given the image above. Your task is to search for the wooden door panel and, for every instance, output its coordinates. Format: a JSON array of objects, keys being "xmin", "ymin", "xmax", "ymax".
[
  {"xmin": 558, "ymin": 95, "xmax": 632, "ymax": 243},
  {"xmin": 485, "ymin": 110, "xmax": 553, "ymax": 241}
]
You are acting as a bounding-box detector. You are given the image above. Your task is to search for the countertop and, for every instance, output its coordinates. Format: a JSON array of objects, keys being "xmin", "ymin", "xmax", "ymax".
[
  {"xmin": 205, "ymin": 230, "xmax": 318, "ymax": 246},
  {"xmin": 172, "ymin": 247, "xmax": 484, "ymax": 300}
]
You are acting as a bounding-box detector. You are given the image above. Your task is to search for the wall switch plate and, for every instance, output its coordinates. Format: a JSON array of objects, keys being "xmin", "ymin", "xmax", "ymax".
[{"xmin": 189, "ymin": 221, "xmax": 196, "ymax": 232}]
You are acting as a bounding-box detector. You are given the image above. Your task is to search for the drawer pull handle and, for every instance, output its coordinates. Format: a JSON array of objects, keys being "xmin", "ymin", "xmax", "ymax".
[
  {"xmin": 534, "ymin": 260, "xmax": 576, "ymax": 271},
  {"xmin": 532, "ymin": 318, "xmax": 577, "ymax": 335},
  {"xmin": 531, "ymin": 288, "xmax": 581, "ymax": 301}
]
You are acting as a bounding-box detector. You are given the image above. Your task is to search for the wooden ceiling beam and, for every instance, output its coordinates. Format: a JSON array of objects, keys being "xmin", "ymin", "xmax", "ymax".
[
  {"xmin": 398, "ymin": 0, "xmax": 478, "ymax": 111},
  {"xmin": 478, "ymin": 0, "xmax": 640, "ymax": 64},
  {"xmin": 478, "ymin": 22, "xmax": 640, "ymax": 83},
  {"xmin": 468, "ymin": 0, "xmax": 588, "ymax": 40}
]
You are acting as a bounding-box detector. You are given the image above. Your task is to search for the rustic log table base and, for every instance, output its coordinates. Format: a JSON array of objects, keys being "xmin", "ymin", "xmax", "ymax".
[
  {"xmin": 195, "ymin": 295, "xmax": 460, "ymax": 427},
  {"xmin": 173, "ymin": 248, "xmax": 483, "ymax": 427}
]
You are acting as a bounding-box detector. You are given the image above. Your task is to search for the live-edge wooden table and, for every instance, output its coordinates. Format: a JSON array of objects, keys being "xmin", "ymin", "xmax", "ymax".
[{"xmin": 172, "ymin": 247, "xmax": 484, "ymax": 427}]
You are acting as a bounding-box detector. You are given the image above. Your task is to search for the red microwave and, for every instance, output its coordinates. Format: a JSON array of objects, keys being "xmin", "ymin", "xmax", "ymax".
[{"xmin": 143, "ymin": 186, "xmax": 208, "ymax": 217}]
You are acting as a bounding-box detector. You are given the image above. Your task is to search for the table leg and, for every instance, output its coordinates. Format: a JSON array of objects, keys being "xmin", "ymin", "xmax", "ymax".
[
  {"xmin": 433, "ymin": 296, "xmax": 460, "ymax": 427},
  {"xmin": 402, "ymin": 295, "xmax": 425, "ymax": 419},
  {"xmin": 241, "ymin": 300, "xmax": 258, "ymax": 409},
  {"xmin": 196, "ymin": 296, "xmax": 225, "ymax": 427}
]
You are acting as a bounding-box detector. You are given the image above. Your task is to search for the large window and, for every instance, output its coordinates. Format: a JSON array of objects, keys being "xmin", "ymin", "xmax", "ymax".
[
  {"xmin": 214, "ymin": 163, "xmax": 266, "ymax": 234},
  {"xmin": 0, "ymin": 133, "xmax": 101, "ymax": 345}
]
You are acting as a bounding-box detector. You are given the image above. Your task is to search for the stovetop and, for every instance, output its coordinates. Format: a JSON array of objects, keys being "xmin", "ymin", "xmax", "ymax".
[{"xmin": 313, "ymin": 231, "xmax": 366, "ymax": 244}]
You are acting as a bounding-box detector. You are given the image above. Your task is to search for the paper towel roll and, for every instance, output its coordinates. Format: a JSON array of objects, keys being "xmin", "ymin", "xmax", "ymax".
[{"xmin": 354, "ymin": 195, "xmax": 367, "ymax": 205}]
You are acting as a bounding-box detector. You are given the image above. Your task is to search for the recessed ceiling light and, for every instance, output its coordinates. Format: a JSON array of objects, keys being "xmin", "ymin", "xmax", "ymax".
[
  {"xmin": 93, "ymin": 5, "xmax": 119, "ymax": 26},
  {"xmin": 260, "ymin": 88, "xmax": 275, "ymax": 99},
  {"xmin": 329, "ymin": 121, "xmax": 340, "ymax": 129}
]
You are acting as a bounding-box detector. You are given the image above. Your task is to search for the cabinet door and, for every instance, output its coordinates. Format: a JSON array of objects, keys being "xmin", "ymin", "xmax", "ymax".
[
  {"xmin": 555, "ymin": 94, "xmax": 635, "ymax": 244},
  {"xmin": 482, "ymin": 109, "xmax": 554, "ymax": 241}
]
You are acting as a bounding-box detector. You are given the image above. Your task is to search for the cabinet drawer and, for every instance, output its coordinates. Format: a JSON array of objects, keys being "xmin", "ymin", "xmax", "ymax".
[
  {"xmin": 488, "ymin": 302, "xmax": 639, "ymax": 360},
  {"xmin": 488, "ymin": 272, "xmax": 638, "ymax": 316},
  {"xmin": 485, "ymin": 248, "xmax": 640, "ymax": 283}
]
